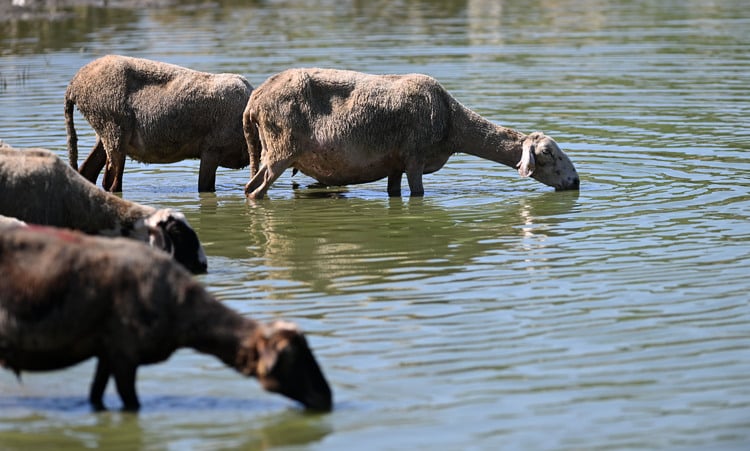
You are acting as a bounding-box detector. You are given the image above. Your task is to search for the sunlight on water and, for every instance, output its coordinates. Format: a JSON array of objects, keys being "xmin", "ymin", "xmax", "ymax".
[{"xmin": 1, "ymin": 0, "xmax": 749, "ymax": 449}]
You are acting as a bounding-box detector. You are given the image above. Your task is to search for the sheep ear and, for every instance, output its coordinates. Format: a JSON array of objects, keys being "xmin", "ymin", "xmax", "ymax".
[
  {"xmin": 517, "ymin": 141, "xmax": 536, "ymax": 177},
  {"xmin": 144, "ymin": 209, "xmax": 174, "ymax": 254},
  {"xmin": 147, "ymin": 226, "xmax": 172, "ymax": 253}
]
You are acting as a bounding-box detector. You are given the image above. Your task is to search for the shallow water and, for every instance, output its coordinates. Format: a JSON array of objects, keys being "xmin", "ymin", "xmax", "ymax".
[{"xmin": 1, "ymin": 0, "xmax": 749, "ymax": 449}]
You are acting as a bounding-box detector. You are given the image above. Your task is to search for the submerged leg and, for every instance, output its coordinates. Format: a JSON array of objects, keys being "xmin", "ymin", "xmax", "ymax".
[
  {"xmin": 244, "ymin": 165, "xmax": 266, "ymax": 198},
  {"xmin": 405, "ymin": 158, "xmax": 425, "ymax": 197},
  {"xmin": 89, "ymin": 358, "xmax": 110, "ymax": 412},
  {"xmin": 198, "ymin": 154, "xmax": 219, "ymax": 192},
  {"xmin": 387, "ymin": 172, "xmax": 403, "ymax": 197},
  {"xmin": 113, "ymin": 363, "xmax": 140, "ymax": 412},
  {"xmin": 102, "ymin": 160, "xmax": 114, "ymax": 191},
  {"xmin": 79, "ymin": 138, "xmax": 107, "ymax": 185},
  {"xmin": 245, "ymin": 157, "xmax": 292, "ymax": 200},
  {"xmin": 101, "ymin": 150, "xmax": 126, "ymax": 192},
  {"xmin": 102, "ymin": 127, "xmax": 130, "ymax": 192}
]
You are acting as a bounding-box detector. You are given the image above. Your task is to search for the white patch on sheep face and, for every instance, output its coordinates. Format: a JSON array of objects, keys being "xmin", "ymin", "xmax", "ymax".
[
  {"xmin": 270, "ymin": 320, "xmax": 301, "ymax": 334},
  {"xmin": 144, "ymin": 209, "xmax": 208, "ymax": 274}
]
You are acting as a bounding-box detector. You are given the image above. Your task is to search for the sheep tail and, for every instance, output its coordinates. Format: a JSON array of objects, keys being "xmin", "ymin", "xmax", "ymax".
[
  {"xmin": 64, "ymin": 93, "xmax": 78, "ymax": 171},
  {"xmin": 244, "ymin": 110, "xmax": 262, "ymax": 178}
]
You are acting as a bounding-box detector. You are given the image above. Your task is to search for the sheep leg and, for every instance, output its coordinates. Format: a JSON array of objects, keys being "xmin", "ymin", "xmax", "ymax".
[
  {"xmin": 387, "ymin": 172, "xmax": 403, "ymax": 197},
  {"xmin": 198, "ymin": 155, "xmax": 219, "ymax": 192},
  {"xmin": 112, "ymin": 362, "xmax": 140, "ymax": 411},
  {"xmin": 102, "ymin": 159, "xmax": 115, "ymax": 191},
  {"xmin": 405, "ymin": 158, "xmax": 425, "ymax": 197},
  {"xmin": 89, "ymin": 358, "xmax": 111, "ymax": 411},
  {"xmin": 78, "ymin": 138, "xmax": 106, "ymax": 184},
  {"xmin": 244, "ymin": 166, "xmax": 269, "ymax": 199},
  {"xmin": 245, "ymin": 158, "xmax": 290, "ymax": 200},
  {"xmin": 250, "ymin": 144, "xmax": 261, "ymax": 179},
  {"xmin": 103, "ymin": 150, "xmax": 126, "ymax": 192},
  {"xmin": 100, "ymin": 127, "xmax": 130, "ymax": 192},
  {"xmin": 406, "ymin": 173, "xmax": 424, "ymax": 197}
]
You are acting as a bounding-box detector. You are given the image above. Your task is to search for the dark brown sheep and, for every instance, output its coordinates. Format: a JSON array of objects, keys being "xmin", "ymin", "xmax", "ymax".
[
  {"xmin": 243, "ymin": 68, "xmax": 580, "ymax": 199},
  {"xmin": 0, "ymin": 146, "xmax": 207, "ymax": 274},
  {"xmin": 0, "ymin": 226, "xmax": 333, "ymax": 412},
  {"xmin": 65, "ymin": 54, "xmax": 253, "ymax": 192}
]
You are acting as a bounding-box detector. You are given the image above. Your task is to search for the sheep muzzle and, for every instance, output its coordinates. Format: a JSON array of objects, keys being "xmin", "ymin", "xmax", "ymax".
[{"xmin": 256, "ymin": 322, "xmax": 333, "ymax": 411}]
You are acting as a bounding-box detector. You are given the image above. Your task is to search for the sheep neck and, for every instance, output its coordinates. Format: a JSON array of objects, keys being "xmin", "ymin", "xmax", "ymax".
[
  {"xmin": 177, "ymin": 289, "xmax": 259, "ymax": 371},
  {"xmin": 449, "ymin": 102, "xmax": 526, "ymax": 168},
  {"xmin": 65, "ymin": 174, "xmax": 155, "ymax": 236}
]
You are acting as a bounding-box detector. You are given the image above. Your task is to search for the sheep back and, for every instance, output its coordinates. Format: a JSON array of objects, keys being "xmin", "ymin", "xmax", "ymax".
[
  {"xmin": 246, "ymin": 68, "xmax": 453, "ymax": 185},
  {"xmin": 66, "ymin": 55, "xmax": 252, "ymax": 169},
  {"xmin": 0, "ymin": 147, "xmax": 152, "ymax": 234}
]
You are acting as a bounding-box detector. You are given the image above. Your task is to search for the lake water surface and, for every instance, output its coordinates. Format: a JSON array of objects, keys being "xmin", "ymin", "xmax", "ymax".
[{"xmin": 1, "ymin": 0, "xmax": 749, "ymax": 449}]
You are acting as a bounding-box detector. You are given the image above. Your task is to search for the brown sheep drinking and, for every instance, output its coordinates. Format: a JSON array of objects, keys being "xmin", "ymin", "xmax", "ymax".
[
  {"xmin": 0, "ymin": 226, "xmax": 333, "ymax": 412},
  {"xmin": 243, "ymin": 68, "xmax": 580, "ymax": 199},
  {"xmin": 0, "ymin": 146, "xmax": 207, "ymax": 274},
  {"xmin": 65, "ymin": 55, "xmax": 253, "ymax": 192}
]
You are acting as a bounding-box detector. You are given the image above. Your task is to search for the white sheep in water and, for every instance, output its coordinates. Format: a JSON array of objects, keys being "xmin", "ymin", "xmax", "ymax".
[
  {"xmin": 0, "ymin": 226, "xmax": 332, "ymax": 412},
  {"xmin": 0, "ymin": 146, "xmax": 207, "ymax": 274},
  {"xmin": 65, "ymin": 55, "xmax": 253, "ymax": 192},
  {"xmin": 243, "ymin": 68, "xmax": 580, "ymax": 199}
]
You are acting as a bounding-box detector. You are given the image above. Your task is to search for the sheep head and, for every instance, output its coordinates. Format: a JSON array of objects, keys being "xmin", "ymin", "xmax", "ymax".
[
  {"xmin": 144, "ymin": 209, "xmax": 208, "ymax": 274},
  {"xmin": 517, "ymin": 132, "xmax": 580, "ymax": 191},
  {"xmin": 242, "ymin": 321, "xmax": 333, "ymax": 411}
]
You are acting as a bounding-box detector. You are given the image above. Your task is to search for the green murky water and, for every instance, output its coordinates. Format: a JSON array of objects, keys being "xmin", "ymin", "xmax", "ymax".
[{"xmin": 1, "ymin": 0, "xmax": 749, "ymax": 449}]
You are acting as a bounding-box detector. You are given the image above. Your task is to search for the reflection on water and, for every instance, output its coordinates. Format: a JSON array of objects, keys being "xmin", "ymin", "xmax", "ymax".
[
  {"xmin": 227, "ymin": 191, "xmax": 579, "ymax": 301},
  {"xmin": 0, "ymin": 394, "xmax": 332, "ymax": 450},
  {"xmin": 1, "ymin": 0, "xmax": 750, "ymax": 449},
  {"xmin": 1, "ymin": 6, "xmax": 138, "ymax": 55}
]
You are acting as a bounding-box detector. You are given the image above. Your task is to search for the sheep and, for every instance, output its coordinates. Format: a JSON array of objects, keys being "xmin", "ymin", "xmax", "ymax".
[
  {"xmin": 65, "ymin": 54, "xmax": 253, "ymax": 192},
  {"xmin": 0, "ymin": 146, "xmax": 207, "ymax": 274},
  {"xmin": 243, "ymin": 68, "xmax": 580, "ymax": 199},
  {"xmin": 0, "ymin": 226, "xmax": 333, "ymax": 412}
]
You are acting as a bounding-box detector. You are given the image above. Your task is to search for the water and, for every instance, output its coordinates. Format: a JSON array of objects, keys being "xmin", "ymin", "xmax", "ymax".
[{"xmin": 1, "ymin": 0, "xmax": 749, "ymax": 449}]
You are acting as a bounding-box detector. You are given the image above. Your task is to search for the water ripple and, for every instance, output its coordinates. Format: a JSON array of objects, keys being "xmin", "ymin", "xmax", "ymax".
[{"xmin": 2, "ymin": 1, "xmax": 750, "ymax": 449}]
